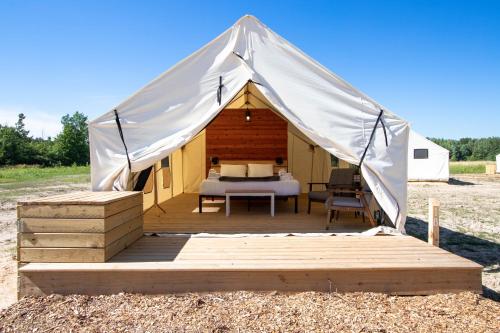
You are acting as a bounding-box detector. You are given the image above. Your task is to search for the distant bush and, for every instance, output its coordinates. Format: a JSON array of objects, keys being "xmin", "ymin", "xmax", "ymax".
[{"xmin": 429, "ymin": 137, "xmax": 500, "ymax": 161}]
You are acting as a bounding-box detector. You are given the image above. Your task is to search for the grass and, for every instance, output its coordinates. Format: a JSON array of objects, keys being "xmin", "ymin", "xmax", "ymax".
[
  {"xmin": 449, "ymin": 161, "xmax": 493, "ymax": 174},
  {"xmin": 0, "ymin": 165, "xmax": 90, "ymax": 190}
]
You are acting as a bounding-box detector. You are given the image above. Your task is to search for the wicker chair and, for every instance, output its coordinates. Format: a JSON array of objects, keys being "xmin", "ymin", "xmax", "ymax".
[{"xmin": 307, "ymin": 168, "xmax": 356, "ymax": 214}]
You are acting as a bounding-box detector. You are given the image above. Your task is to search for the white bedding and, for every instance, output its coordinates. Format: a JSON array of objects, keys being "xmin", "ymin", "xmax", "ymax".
[{"xmin": 200, "ymin": 178, "xmax": 301, "ymax": 196}]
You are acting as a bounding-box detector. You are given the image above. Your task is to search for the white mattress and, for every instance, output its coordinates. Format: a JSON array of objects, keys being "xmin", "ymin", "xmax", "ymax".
[{"xmin": 200, "ymin": 178, "xmax": 301, "ymax": 196}]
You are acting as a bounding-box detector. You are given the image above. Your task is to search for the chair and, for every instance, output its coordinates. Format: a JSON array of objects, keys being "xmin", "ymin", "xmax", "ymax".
[
  {"xmin": 325, "ymin": 189, "xmax": 376, "ymax": 229},
  {"xmin": 307, "ymin": 168, "xmax": 356, "ymax": 214}
]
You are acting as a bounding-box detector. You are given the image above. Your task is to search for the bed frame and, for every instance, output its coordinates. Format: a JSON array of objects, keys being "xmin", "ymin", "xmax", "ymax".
[
  {"xmin": 201, "ymin": 160, "xmax": 297, "ymax": 214},
  {"xmin": 199, "ymin": 194, "xmax": 298, "ymax": 214}
]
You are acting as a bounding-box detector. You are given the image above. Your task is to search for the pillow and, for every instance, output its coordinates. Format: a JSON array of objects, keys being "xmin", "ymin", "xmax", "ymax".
[
  {"xmin": 248, "ymin": 164, "xmax": 274, "ymax": 177},
  {"xmin": 220, "ymin": 164, "xmax": 247, "ymax": 177}
]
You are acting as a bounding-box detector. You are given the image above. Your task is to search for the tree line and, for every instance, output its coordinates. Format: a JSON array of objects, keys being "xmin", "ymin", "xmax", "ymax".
[
  {"xmin": 429, "ymin": 137, "xmax": 500, "ymax": 161},
  {"xmin": 0, "ymin": 112, "xmax": 89, "ymax": 166},
  {"xmin": 1, "ymin": 112, "xmax": 499, "ymax": 166}
]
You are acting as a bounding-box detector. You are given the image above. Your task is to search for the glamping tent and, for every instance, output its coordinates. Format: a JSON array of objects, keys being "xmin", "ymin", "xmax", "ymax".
[
  {"xmin": 89, "ymin": 15, "xmax": 410, "ymax": 230},
  {"xmin": 408, "ymin": 130, "xmax": 449, "ymax": 182},
  {"xmin": 497, "ymin": 154, "xmax": 500, "ymax": 173}
]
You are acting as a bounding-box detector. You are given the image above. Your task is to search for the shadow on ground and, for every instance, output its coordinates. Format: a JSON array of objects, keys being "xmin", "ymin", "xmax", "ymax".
[
  {"xmin": 448, "ymin": 178, "xmax": 476, "ymax": 186},
  {"xmin": 405, "ymin": 217, "xmax": 500, "ymax": 301}
]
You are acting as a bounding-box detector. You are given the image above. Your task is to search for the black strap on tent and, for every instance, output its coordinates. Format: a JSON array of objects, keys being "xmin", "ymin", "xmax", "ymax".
[
  {"xmin": 133, "ymin": 166, "xmax": 153, "ymax": 191},
  {"xmin": 248, "ymin": 78, "xmax": 263, "ymax": 86},
  {"xmin": 358, "ymin": 109, "xmax": 388, "ymax": 167},
  {"xmin": 232, "ymin": 51, "xmax": 245, "ymax": 61},
  {"xmin": 232, "ymin": 53, "xmax": 264, "ymax": 87},
  {"xmin": 114, "ymin": 109, "xmax": 131, "ymax": 170},
  {"xmin": 216, "ymin": 76, "xmax": 224, "ymax": 105},
  {"xmin": 380, "ymin": 117, "xmax": 389, "ymax": 147}
]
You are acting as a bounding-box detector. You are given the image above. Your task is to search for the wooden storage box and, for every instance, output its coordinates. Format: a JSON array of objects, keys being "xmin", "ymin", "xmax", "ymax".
[
  {"xmin": 485, "ymin": 164, "xmax": 496, "ymax": 175},
  {"xmin": 17, "ymin": 191, "xmax": 143, "ymax": 263}
]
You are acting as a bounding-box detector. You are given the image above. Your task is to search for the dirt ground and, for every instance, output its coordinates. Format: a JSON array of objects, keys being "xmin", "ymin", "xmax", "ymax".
[
  {"xmin": 405, "ymin": 174, "xmax": 500, "ymax": 299},
  {"xmin": 0, "ymin": 174, "xmax": 499, "ymax": 331},
  {"xmin": 0, "ymin": 182, "xmax": 90, "ymax": 310}
]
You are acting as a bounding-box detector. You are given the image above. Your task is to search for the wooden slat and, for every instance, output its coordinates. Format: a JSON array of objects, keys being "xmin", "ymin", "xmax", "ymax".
[
  {"xmin": 105, "ymin": 216, "xmax": 143, "ymax": 246},
  {"xmin": 18, "ymin": 204, "xmax": 106, "ymax": 219},
  {"xmin": 18, "ymin": 266, "xmax": 482, "ymax": 297},
  {"xmin": 18, "ymin": 191, "xmax": 141, "ymax": 205},
  {"xmin": 19, "ymin": 204, "xmax": 143, "ymax": 233},
  {"xmin": 206, "ymin": 108, "xmax": 288, "ymax": 164},
  {"xmin": 18, "ymin": 236, "xmax": 481, "ymax": 270},
  {"xmin": 19, "ymin": 232, "xmax": 105, "ymax": 248},
  {"xmin": 18, "ymin": 216, "xmax": 143, "ymax": 248},
  {"xmin": 17, "ymin": 194, "xmax": 142, "ymax": 218},
  {"xmin": 18, "ymin": 228, "xmax": 143, "ymax": 263},
  {"xmin": 19, "ymin": 248, "xmax": 105, "ymax": 263},
  {"xmin": 104, "ymin": 227, "xmax": 143, "ymax": 261}
]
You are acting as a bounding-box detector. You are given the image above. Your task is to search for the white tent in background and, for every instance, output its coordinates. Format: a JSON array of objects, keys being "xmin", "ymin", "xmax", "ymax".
[
  {"xmin": 88, "ymin": 15, "xmax": 410, "ymax": 230},
  {"xmin": 496, "ymin": 154, "xmax": 500, "ymax": 173},
  {"xmin": 408, "ymin": 130, "xmax": 449, "ymax": 182}
]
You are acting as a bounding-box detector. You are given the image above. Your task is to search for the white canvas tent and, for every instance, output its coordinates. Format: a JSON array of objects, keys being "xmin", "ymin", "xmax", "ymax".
[
  {"xmin": 497, "ymin": 154, "xmax": 500, "ymax": 173},
  {"xmin": 408, "ymin": 130, "xmax": 449, "ymax": 182},
  {"xmin": 89, "ymin": 15, "xmax": 410, "ymax": 230}
]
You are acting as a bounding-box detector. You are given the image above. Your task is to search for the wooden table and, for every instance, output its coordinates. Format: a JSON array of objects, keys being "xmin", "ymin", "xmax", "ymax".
[{"xmin": 225, "ymin": 190, "xmax": 275, "ymax": 217}]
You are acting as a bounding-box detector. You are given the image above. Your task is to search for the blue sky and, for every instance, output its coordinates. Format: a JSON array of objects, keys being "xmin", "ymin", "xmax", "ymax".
[{"xmin": 0, "ymin": 0, "xmax": 499, "ymax": 139}]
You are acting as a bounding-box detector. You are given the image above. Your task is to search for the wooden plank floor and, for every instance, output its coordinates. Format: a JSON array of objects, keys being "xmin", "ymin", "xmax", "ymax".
[
  {"xmin": 144, "ymin": 193, "xmax": 369, "ymax": 233},
  {"xmin": 19, "ymin": 235, "xmax": 483, "ymax": 296}
]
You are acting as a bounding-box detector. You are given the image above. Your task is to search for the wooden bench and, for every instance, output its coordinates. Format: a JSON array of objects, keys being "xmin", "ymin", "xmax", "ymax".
[{"xmin": 225, "ymin": 190, "xmax": 275, "ymax": 216}]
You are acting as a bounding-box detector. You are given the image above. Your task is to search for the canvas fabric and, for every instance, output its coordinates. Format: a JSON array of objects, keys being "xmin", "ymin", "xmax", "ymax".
[{"xmin": 89, "ymin": 15, "xmax": 410, "ymax": 229}]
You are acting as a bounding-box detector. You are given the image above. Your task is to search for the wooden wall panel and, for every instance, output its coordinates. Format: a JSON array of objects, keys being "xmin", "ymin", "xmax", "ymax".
[{"xmin": 205, "ymin": 108, "xmax": 287, "ymax": 170}]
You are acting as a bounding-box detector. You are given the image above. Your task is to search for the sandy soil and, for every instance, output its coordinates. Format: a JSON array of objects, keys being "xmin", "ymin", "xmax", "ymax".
[
  {"xmin": 405, "ymin": 174, "xmax": 500, "ymax": 299},
  {"xmin": 0, "ymin": 182, "xmax": 90, "ymax": 310},
  {"xmin": 0, "ymin": 174, "xmax": 498, "ymax": 324}
]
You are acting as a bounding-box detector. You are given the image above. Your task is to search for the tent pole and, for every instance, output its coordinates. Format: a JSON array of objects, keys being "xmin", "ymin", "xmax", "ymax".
[{"xmin": 153, "ymin": 163, "xmax": 166, "ymax": 214}]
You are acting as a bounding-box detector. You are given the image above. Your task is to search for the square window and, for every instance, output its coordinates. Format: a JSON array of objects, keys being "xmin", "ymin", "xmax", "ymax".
[
  {"xmin": 414, "ymin": 149, "xmax": 429, "ymax": 159},
  {"xmin": 161, "ymin": 156, "xmax": 169, "ymax": 168},
  {"xmin": 330, "ymin": 154, "xmax": 339, "ymax": 167}
]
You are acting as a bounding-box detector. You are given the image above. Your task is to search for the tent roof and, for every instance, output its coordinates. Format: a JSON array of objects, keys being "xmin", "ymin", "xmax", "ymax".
[
  {"xmin": 409, "ymin": 130, "xmax": 449, "ymax": 155},
  {"xmin": 89, "ymin": 15, "xmax": 410, "ymax": 229}
]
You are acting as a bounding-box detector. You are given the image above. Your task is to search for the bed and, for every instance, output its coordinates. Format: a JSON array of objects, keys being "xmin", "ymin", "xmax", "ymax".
[{"xmin": 199, "ymin": 177, "xmax": 300, "ymax": 213}]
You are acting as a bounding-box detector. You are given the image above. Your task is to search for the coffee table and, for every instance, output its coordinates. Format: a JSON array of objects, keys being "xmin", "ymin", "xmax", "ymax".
[{"xmin": 225, "ymin": 190, "xmax": 275, "ymax": 217}]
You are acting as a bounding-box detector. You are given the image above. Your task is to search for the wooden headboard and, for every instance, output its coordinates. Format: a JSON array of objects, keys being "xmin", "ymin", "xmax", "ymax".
[
  {"xmin": 205, "ymin": 108, "xmax": 288, "ymax": 174},
  {"xmin": 210, "ymin": 160, "xmax": 288, "ymax": 175}
]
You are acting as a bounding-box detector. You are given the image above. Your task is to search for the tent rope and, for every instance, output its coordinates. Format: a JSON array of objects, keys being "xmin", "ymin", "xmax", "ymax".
[
  {"xmin": 113, "ymin": 109, "xmax": 131, "ymax": 170},
  {"xmin": 358, "ymin": 109, "xmax": 388, "ymax": 167},
  {"xmin": 217, "ymin": 76, "xmax": 224, "ymax": 105}
]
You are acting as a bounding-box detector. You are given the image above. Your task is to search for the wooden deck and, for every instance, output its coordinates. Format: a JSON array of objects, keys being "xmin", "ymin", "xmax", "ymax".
[
  {"xmin": 144, "ymin": 193, "xmax": 369, "ymax": 233},
  {"xmin": 19, "ymin": 234, "xmax": 482, "ymax": 297}
]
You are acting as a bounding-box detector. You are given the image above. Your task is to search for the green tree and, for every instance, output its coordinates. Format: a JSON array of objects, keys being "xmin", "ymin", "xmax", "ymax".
[
  {"xmin": 429, "ymin": 137, "xmax": 500, "ymax": 161},
  {"xmin": 30, "ymin": 137, "xmax": 57, "ymax": 166},
  {"xmin": 53, "ymin": 111, "xmax": 89, "ymax": 165},
  {"xmin": 0, "ymin": 113, "xmax": 33, "ymax": 165}
]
